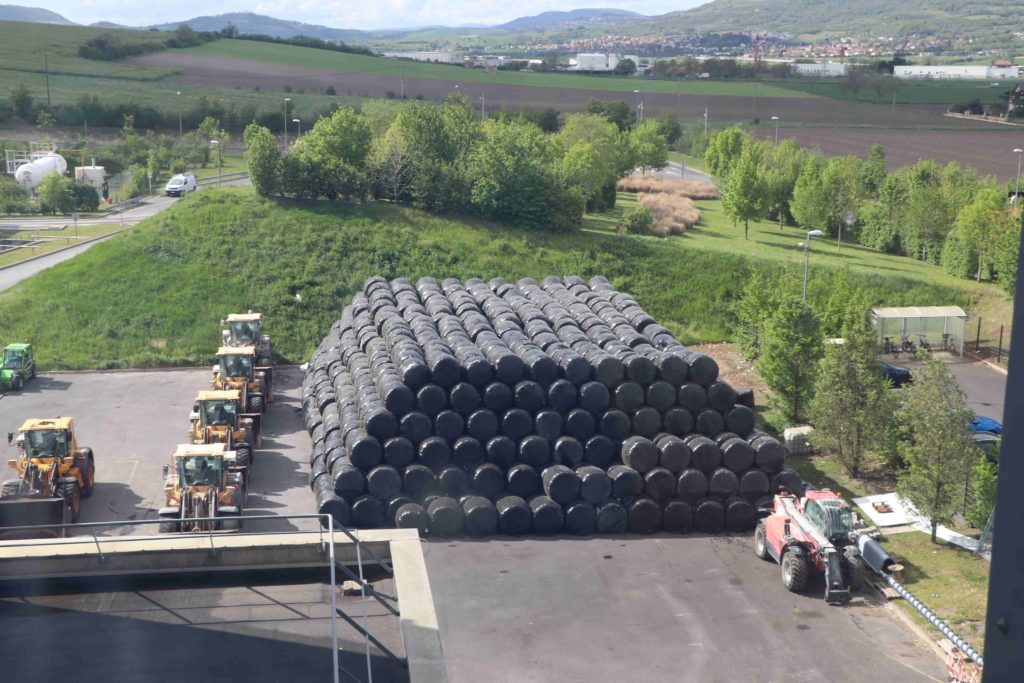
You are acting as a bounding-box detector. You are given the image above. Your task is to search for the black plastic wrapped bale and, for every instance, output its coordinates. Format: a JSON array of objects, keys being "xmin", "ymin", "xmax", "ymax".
[
  {"xmin": 314, "ymin": 478, "xmax": 351, "ymax": 527},
  {"xmin": 621, "ymin": 436, "xmax": 659, "ymax": 474},
  {"xmin": 656, "ymin": 353, "xmax": 688, "ymax": 387},
  {"xmin": 366, "ymin": 465, "xmax": 403, "ymax": 500},
  {"xmin": 542, "ymin": 464, "xmax": 582, "ymax": 504},
  {"xmin": 564, "ymin": 500, "xmax": 598, "ymax": 535},
  {"xmin": 627, "ymin": 496, "xmax": 662, "ymax": 534},
  {"xmin": 400, "ymin": 412, "xmax": 433, "ymax": 446},
  {"xmin": 529, "ymin": 495, "xmax": 564, "ymax": 535},
  {"xmin": 695, "ymin": 409, "xmax": 725, "ymax": 438},
  {"xmin": 465, "ymin": 409, "xmax": 499, "ymax": 442},
  {"xmin": 576, "ymin": 465, "xmax": 612, "ymax": 504},
  {"xmin": 485, "ymin": 435, "xmax": 517, "ymax": 469},
  {"xmin": 452, "ymin": 436, "xmax": 485, "ymax": 469},
  {"xmin": 534, "ymin": 410, "xmax": 563, "ymax": 442},
  {"xmin": 564, "ymin": 409, "xmax": 596, "ymax": 441},
  {"xmin": 685, "ymin": 435, "xmax": 722, "ymax": 473},
  {"xmin": 713, "ymin": 431, "xmax": 741, "ymax": 448},
  {"xmin": 346, "ymin": 432, "xmax": 382, "ymax": 471},
  {"xmin": 677, "ymin": 382, "xmax": 709, "ymax": 414},
  {"xmin": 519, "ymin": 435, "xmax": 552, "ymax": 469},
  {"xmin": 448, "ymin": 382, "xmax": 481, "ymax": 416},
  {"xmin": 750, "ymin": 435, "xmax": 787, "ymax": 473},
  {"xmin": 706, "ymin": 380, "xmax": 738, "ymax": 413},
  {"xmin": 771, "ymin": 467, "xmax": 804, "ymax": 495},
  {"xmin": 418, "ymin": 436, "xmax": 451, "ymax": 471},
  {"xmin": 496, "ymin": 495, "xmax": 532, "ymax": 535},
  {"xmin": 310, "ymin": 458, "xmax": 329, "ymax": 490},
  {"xmin": 416, "ymin": 384, "xmax": 447, "ymax": 417},
  {"xmin": 662, "ymin": 408, "xmax": 694, "ymax": 437},
  {"xmin": 395, "ymin": 502, "xmax": 428, "ymax": 532},
  {"xmin": 383, "ymin": 436, "xmax": 416, "ymax": 469},
  {"xmin": 332, "ymin": 463, "xmax": 366, "ymax": 503},
  {"xmin": 631, "ymin": 407, "xmax": 662, "ymax": 439},
  {"xmin": 434, "ymin": 410, "xmax": 464, "ymax": 441},
  {"xmin": 725, "ymin": 405, "xmax": 756, "ymax": 438},
  {"xmin": 547, "ymin": 379, "xmax": 578, "ymax": 413},
  {"xmin": 644, "ymin": 467, "xmax": 676, "ymax": 502},
  {"xmin": 507, "ymin": 463, "xmax": 541, "ymax": 498},
  {"xmin": 596, "ymin": 500, "xmax": 628, "ymax": 533},
  {"xmin": 725, "ymin": 496, "xmax": 756, "ymax": 531},
  {"xmin": 735, "ymin": 387, "xmax": 755, "ymax": 408},
  {"xmin": 708, "ymin": 467, "xmax": 740, "ymax": 499},
  {"xmin": 501, "ymin": 408, "xmax": 533, "ymax": 441},
  {"xmin": 403, "ymin": 464, "xmax": 438, "ymax": 499},
  {"xmin": 438, "ymin": 465, "xmax": 470, "ymax": 498},
  {"xmin": 646, "ymin": 381, "xmax": 677, "ymax": 413},
  {"xmin": 386, "ymin": 495, "xmax": 414, "ymax": 522},
  {"xmin": 471, "ymin": 463, "xmax": 505, "ymax": 500},
  {"xmin": 693, "ymin": 498, "xmax": 725, "ymax": 533},
  {"xmin": 584, "ymin": 435, "xmax": 616, "ymax": 468},
  {"xmin": 427, "ymin": 497, "xmax": 465, "ymax": 537},
  {"xmin": 614, "ymin": 382, "xmax": 645, "ymax": 413},
  {"xmin": 654, "ymin": 434, "xmax": 691, "ymax": 473},
  {"xmin": 462, "ymin": 496, "xmax": 499, "ymax": 537},
  {"xmin": 683, "ymin": 351, "xmax": 719, "ymax": 387},
  {"xmin": 676, "ymin": 468, "xmax": 709, "ymax": 504},
  {"xmin": 738, "ymin": 468, "xmax": 770, "ymax": 502},
  {"xmin": 579, "ymin": 381, "xmax": 611, "ymax": 415},
  {"xmin": 608, "ymin": 465, "xmax": 644, "ymax": 498},
  {"xmin": 514, "ymin": 380, "xmax": 546, "ymax": 413},
  {"xmin": 351, "ymin": 495, "xmax": 385, "ymax": 528},
  {"xmin": 662, "ymin": 499, "xmax": 693, "ymax": 533},
  {"xmin": 598, "ymin": 409, "xmax": 631, "ymax": 441},
  {"xmin": 553, "ymin": 436, "xmax": 584, "ymax": 467},
  {"xmin": 482, "ymin": 381, "xmax": 514, "ymax": 413},
  {"xmin": 721, "ymin": 438, "xmax": 756, "ymax": 473}
]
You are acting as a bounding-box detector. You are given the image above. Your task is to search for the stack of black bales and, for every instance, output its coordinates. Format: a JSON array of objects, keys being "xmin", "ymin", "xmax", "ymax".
[{"xmin": 303, "ymin": 276, "xmax": 801, "ymax": 537}]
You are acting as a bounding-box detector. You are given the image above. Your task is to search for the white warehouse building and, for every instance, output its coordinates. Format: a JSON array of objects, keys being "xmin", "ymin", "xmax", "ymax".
[
  {"xmin": 574, "ymin": 53, "xmax": 641, "ymax": 72},
  {"xmin": 894, "ymin": 64, "xmax": 1020, "ymax": 79},
  {"xmin": 792, "ymin": 62, "xmax": 848, "ymax": 77}
]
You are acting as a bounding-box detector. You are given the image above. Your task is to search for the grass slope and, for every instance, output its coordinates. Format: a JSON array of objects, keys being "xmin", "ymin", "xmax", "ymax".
[
  {"xmin": 773, "ymin": 78, "xmax": 1016, "ymax": 106},
  {"xmin": 180, "ymin": 40, "xmax": 808, "ymax": 98},
  {"xmin": 0, "ymin": 188, "xmax": 972, "ymax": 370}
]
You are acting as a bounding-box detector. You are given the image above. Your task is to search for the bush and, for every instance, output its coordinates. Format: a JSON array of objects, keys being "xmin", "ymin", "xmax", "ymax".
[
  {"xmin": 620, "ymin": 205, "xmax": 654, "ymax": 235},
  {"xmin": 941, "ymin": 231, "xmax": 978, "ymax": 279},
  {"xmin": 70, "ymin": 182, "xmax": 100, "ymax": 212},
  {"xmin": 37, "ymin": 174, "xmax": 74, "ymax": 215},
  {"xmin": 0, "ymin": 176, "xmax": 31, "ymax": 214},
  {"xmin": 78, "ymin": 34, "xmax": 166, "ymax": 60},
  {"xmin": 966, "ymin": 456, "xmax": 997, "ymax": 528},
  {"xmin": 616, "ymin": 175, "xmax": 720, "ymax": 199},
  {"xmin": 326, "ymin": 86, "xmax": 337, "ymax": 96},
  {"xmin": 637, "ymin": 193, "xmax": 700, "ymax": 235}
]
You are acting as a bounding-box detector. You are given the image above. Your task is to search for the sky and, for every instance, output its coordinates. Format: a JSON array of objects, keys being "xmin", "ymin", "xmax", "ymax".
[{"xmin": 29, "ymin": 0, "xmax": 708, "ymax": 30}]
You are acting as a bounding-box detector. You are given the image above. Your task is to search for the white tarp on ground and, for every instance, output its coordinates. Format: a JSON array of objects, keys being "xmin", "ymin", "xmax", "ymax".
[{"xmin": 852, "ymin": 493, "xmax": 980, "ymax": 553}]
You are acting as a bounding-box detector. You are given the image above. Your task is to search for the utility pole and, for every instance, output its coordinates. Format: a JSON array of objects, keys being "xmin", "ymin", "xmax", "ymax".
[
  {"xmin": 480, "ymin": 92, "xmax": 486, "ymax": 121},
  {"xmin": 176, "ymin": 91, "xmax": 183, "ymax": 141},
  {"xmin": 283, "ymin": 98, "xmax": 291, "ymax": 148},
  {"xmin": 704, "ymin": 108, "xmax": 708, "ymax": 136}
]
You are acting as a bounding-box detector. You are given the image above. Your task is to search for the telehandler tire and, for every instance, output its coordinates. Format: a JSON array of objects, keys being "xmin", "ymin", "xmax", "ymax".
[
  {"xmin": 754, "ymin": 521, "xmax": 771, "ymax": 561},
  {"xmin": 781, "ymin": 549, "xmax": 809, "ymax": 592},
  {"xmin": 843, "ymin": 546, "xmax": 867, "ymax": 591}
]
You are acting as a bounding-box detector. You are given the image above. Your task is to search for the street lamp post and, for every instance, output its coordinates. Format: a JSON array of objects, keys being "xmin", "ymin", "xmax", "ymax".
[
  {"xmin": 283, "ymin": 98, "xmax": 291, "ymax": 147},
  {"xmin": 1014, "ymin": 148, "xmax": 1024, "ymax": 204},
  {"xmin": 176, "ymin": 91, "xmax": 182, "ymax": 141},
  {"xmin": 799, "ymin": 229, "xmax": 826, "ymax": 301},
  {"xmin": 479, "ymin": 93, "xmax": 486, "ymax": 121},
  {"xmin": 633, "ymin": 89, "xmax": 640, "ymax": 127},
  {"xmin": 210, "ymin": 139, "xmax": 221, "ymax": 185},
  {"xmin": 771, "ymin": 115, "xmax": 780, "ymax": 145},
  {"xmin": 841, "ymin": 212, "xmax": 855, "ymax": 252},
  {"xmin": 293, "ymin": 118, "xmax": 301, "ymax": 138}
]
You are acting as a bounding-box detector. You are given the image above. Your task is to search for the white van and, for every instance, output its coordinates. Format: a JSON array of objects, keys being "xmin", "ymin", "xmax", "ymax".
[{"xmin": 165, "ymin": 172, "xmax": 197, "ymax": 197}]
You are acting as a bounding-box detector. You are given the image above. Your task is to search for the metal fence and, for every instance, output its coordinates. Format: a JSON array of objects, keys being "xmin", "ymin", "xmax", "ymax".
[
  {"xmin": 0, "ymin": 513, "xmax": 404, "ymax": 682},
  {"xmin": 196, "ymin": 171, "xmax": 250, "ymax": 186},
  {"xmin": 968, "ymin": 316, "xmax": 1011, "ymax": 367}
]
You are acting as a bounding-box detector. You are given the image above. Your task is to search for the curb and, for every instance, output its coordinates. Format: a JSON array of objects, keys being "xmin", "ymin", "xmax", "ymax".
[
  {"xmin": 869, "ymin": 580, "xmax": 949, "ymax": 664},
  {"xmin": 0, "ymin": 227, "xmax": 130, "ymax": 274},
  {"xmin": 963, "ymin": 350, "xmax": 1008, "ymax": 376}
]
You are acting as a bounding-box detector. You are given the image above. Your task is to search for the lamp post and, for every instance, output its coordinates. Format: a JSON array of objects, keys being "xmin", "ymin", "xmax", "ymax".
[
  {"xmin": 771, "ymin": 115, "xmax": 780, "ymax": 145},
  {"xmin": 633, "ymin": 89, "xmax": 640, "ymax": 127},
  {"xmin": 1014, "ymin": 148, "xmax": 1024, "ymax": 204},
  {"xmin": 799, "ymin": 229, "xmax": 826, "ymax": 301},
  {"xmin": 479, "ymin": 93, "xmax": 486, "ymax": 121},
  {"xmin": 841, "ymin": 211, "xmax": 855, "ymax": 252},
  {"xmin": 283, "ymin": 98, "xmax": 291, "ymax": 147},
  {"xmin": 176, "ymin": 91, "xmax": 182, "ymax": 141},
  {"xmin": 293, "ymin": 118, "xmax": 301, "ymax": 138},
  {"xmin": 210, "ymin": 139, "xmax": 221, "ymax": 185}
]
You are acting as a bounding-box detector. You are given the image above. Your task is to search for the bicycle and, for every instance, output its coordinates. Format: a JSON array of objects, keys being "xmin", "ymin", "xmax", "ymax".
[
  {"xmin": 942, "ymin": 333, "xmax": 954, "ymax": 352},
  {"xmin": 918, "ymin": 335, "xmax": 931, "ymax": 354},
  {"xmin": 900, "ymin": 335, "xmax": 916, "ymax": 353},
  {"xmin": 883, "ymin": 336, "xmax": 900, "ymax": 359}
]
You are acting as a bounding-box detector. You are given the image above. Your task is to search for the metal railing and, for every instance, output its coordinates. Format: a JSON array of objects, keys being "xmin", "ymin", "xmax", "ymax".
[
  {"xmin": 196, "ymin": 171, "xmax": 249, "ymax": 186},
  {"xmin": 0, "ymin": 512, "xmax": 403, "ymax": 682}
]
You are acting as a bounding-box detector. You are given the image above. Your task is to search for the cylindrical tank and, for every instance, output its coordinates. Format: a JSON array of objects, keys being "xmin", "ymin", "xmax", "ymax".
[{"xmin": 15, "ymin": 154, "xmax": 68, "ymax": 190}]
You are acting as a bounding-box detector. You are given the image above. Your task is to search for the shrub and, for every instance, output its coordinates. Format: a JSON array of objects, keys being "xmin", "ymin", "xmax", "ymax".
[
  {"xmin": 637, "ymin": 193, "xmax": 700, "ymax": 235},
  {"xmin": 326, "ymin": 86, "xmax": 337, "ymax": 96},
  {"xmin": 616, "ymin": 175, "xmax": 720, "ymax": 200},
  {"xmin": 37, "ymin": 174, "xmax": 74, "ymax": 215},
  {"xmin": 620, "ymin": 205, "xmax": 654, "ymax": 235},
  {"xmin": 70, "ymin": 182, "xmax": 100, "ymax": 211},
  {"xmin": 966, "ymin": 455, "xmax": 998, "ymax": 528},
  {"xmin": 941, "ymin": 230, "xmax": 978, "ymax": 279}
]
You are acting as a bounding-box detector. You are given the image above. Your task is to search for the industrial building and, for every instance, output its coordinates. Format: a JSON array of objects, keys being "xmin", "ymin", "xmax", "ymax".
[
  {"xmin": 792, "ymin": 62, "xmax": 848, "ymax": 77},
  {"xmin": 894, "ymin": 63, "xmax": 1020, "ymax": 79},
  {"xmin": 573, "ymin": 53, "xmax": 641, "ymax": 72},
  {"xmin": 381, "ymin": 51, "xmax": 458, "ymax": 64}
]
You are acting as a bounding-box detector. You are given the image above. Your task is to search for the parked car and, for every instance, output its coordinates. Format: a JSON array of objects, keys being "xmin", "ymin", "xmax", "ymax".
[
  {"xmin": 882, "ymin": 361, "xmax": 912, "ymax": 387},
  {"xmin": 165, "ymin": 172, "xmax": 197, "ymax": 197},
  {"xmin": 970, "ymin": 415, "xmax": 1002, "ymax": 435},
  {"xmin": 973, "ymin": 431, "xmax": 1000, "ymax": 463}
]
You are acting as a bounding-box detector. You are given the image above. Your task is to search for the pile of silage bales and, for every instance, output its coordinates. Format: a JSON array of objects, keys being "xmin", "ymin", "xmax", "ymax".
[{"xmin": 303, "ymin": 276, "xmax": 802, "ymax": 537}]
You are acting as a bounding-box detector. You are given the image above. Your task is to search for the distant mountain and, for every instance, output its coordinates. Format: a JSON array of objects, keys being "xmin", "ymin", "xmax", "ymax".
[
  {"xmin": 496, "ymin": 9, "xmax": 645, "ymax": 32},
  {"xmin": 0, "ymin": 4, "xmax": 73, "ymax": 24},
  {"xmin": 90, "ymin": 21, "xmax": 128, "ymax": 29},
  {"xmin": 148, "ymin": 11, "xmax": 376, "ymax": 42}
]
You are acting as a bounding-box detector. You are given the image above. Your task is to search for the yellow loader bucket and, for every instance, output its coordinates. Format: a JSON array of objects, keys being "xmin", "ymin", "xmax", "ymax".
[{"xmin": 0, "ymin": 496, "xmax": 69, "ymax": 539}]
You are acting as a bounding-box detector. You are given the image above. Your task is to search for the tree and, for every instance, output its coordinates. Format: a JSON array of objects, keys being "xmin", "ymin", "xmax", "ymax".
[
  {"xmin": 370, "ymin": 127, "xmax": 416, "ymax": 202},
  {"xmin": 966, "ymin": 455, "xmax": 998, "ymax": 529},
  {"xmin": 790, "ymin": 157, "xmax": 832, "ymax": 233},
  {"xmin": 955, "ymin": 187, "xmax": 1010, "ymax": 281},
  {"xmin": 36, "ymin": 173, "xmax": 74, "ymax": 215},
  {"xmin": 733, "ymin": 267, "xmax": 789, "ymax": 360},
  {"xmin": 522, "ymin": 107, "xmax": 561, "ymax": 133},
  {"xmin": 613, "ymin": 58, "xmax": 637, "ymax": 76},
  {"xmin": 760, "ymin": 138, "xmax": 806, "ymax": 229},
  {"xmin": 992, "ymin": 211, "xmax": 1021, "ymax": 295},
  {"xmin": 583, "ymin": 98, "xmax": 634, "ymax": 132},
  {"xmin": 721, "ymin": 144, "xmax": 762, "ymax": 239},
  {"xmin": 243, "ymin": 123, "xmax": 281, "ymax": 196},
  {"xmin": 35, "ymin": 109, "xmax": 55, "ymax": 133},
  {"xmin": 628, "ymin": 120, "xmax": 668, "ymax": 173},
  {"xmin": 896, "ymin": 354, "xmax": 978, "ymax": 543},
  {"xmin": 809, "ymin": 317, "xmax": 897, "ymax": 477},
  {"xmin": 704, "ymin": 127, "xmax": 747, "ymax": 178},
  {"xmin": 69, "ymin": 181, "xmax": 100, "ymax": 211},
  {"xmin": 861, "ymin": 144, "xmax": 887, "ymax": 196},
  {"xmin": 8, "ymin": 82, "xmax": 33, "ymax": 120},
  {"xmin": 757, "ymin": 297, "xmax": 823, "ymax": 423},
  {"xmin": 654, "ymin": 114, "xmax": 682, "ymax": 146}
]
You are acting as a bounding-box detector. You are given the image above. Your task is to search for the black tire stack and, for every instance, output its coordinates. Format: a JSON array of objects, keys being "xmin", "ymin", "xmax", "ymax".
[{"xmin": 304, "ymin": 276, "xmax": 797, "ymax": 537}]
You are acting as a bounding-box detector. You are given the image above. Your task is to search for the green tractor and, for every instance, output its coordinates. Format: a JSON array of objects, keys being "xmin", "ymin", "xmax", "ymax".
[{"xmin": 1, "ymin": 344, "xmax": 36, "ymax": 392}]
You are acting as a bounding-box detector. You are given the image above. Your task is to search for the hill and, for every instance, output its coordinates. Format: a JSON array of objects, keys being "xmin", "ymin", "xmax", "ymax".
[
  {"xmin": 617, "ymin": 0, "xmax": 1024, "ymax": 42},
  {"xmin": 496, "ymin": 9, "xmax": 644, "ymax": 32},
  {"xmin": 148, "ymin": 11, "xmax": 376, "ymax": 43},
  {"xmin": 0, "ymin": 4, "xmax": 73, "ymax": 24},
  {"xmin": 0, "ymin": 189, "xmax": 970, "ymax": 370}
]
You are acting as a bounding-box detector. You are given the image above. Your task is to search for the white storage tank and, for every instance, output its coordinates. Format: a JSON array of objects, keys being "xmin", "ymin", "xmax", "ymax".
[
  {"xmin": 75, "ymin": 165, "xmax": 106, "ymax": 190},
  {"xmin": 14, "ymin": 154, "xmax": 67, "ymax": 190}
]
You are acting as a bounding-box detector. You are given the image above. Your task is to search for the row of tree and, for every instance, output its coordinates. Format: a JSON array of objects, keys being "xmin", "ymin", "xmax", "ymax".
[
  {"xmin": 709, "ymin": 127, "xmax": 1022, "ymax": 295},
  {"xmin": 244, "ymin": 94, "xmax": 670, "ymax": 231}
]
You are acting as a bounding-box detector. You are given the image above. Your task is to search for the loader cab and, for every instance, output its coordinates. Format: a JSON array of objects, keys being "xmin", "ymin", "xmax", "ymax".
[
  {"xmin": 2, "ymin": 345, "xmax": 29, "ymax": 371},
  {"xmin": 17, "ymin": 418, "xmax": 75, "ymax": 462},
  {"xmin": 178, "ymin": 454, "xmax": 225, "ymax": 488},
  {"xmin": 224, "ymin": 315, "xmax": 262, "ymax": 346},
  {"xmin": 803, "ymin": 495, "xmax": 854, "ymax": 544},
  {"xmin": 216, "ymin": 347, "xmax": 255, "ymax": 382},
  {"xmin": 196, "ymin": 395, "xmax": 240, "ymax": 430}
]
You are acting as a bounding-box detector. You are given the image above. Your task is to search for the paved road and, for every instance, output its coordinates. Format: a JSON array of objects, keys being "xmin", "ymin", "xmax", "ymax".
[
  {"xmin": 893, "ymin": 353, "xmax": 1006, "ymax": 423},
  {"xmin": 425, "ymin": 535, "xmax": 945, "ymax": 683},
  {"xmin": 653, "ymin": 160, "xmax": 716, "ymax": 186}
]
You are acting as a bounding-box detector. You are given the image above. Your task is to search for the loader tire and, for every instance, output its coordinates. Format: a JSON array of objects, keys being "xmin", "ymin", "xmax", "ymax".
[
  {"xmin": 754, "ymin": 521, "xmax": 771, "ymax": 561},
  {"xmin": 81, "ymin": 453, "xmax": 96, "ymax": 498},
  {"xmin": 220, "ymin": 514, "xmax": 241, "ymax": 531},
  {"xmin": 781, "ymin": 550, "xmax": 809, "ymax": 592},
  {"xmin": 159, "ymin": 520, "xmax": 179, "ymax": 533},
  {"xmin": 11, "ymin": 374, "xmax": 23, "ymax": 391},
  {"xmin": 59, "ymin": 480, "xmax": 81, "ymax": 523},
  {"xmin": 843, "ymin": 546, "xmax": 867, "ymax": 592},
  {"xmin": 248, "ymin": 393, "xmax": 265, "ymax": 413},
  {"xmin": 1, "ymin": 481, "xmax": 20, "ymax": 497}
]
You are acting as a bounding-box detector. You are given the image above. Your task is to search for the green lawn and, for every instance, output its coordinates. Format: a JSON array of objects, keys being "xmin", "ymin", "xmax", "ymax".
[
  {"xmin": 181, "ymin": 40, "xmax": 810, "ymax": 98},
  {"xmin": 771, "ymin": 77, "xmax": 1014, "ymax": 105},
  {"xmin": 0, "ymin": 221, "xmax": 127, "ymax": 268}
]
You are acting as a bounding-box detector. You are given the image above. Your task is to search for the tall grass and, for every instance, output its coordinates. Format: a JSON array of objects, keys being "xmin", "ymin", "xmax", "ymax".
[
  {"xmin": 637, "ymin": 193, "xmax": 700, "ymax": 235},
  {"xmin": 0, "ymin": 188, "xmax": 970, "ymax": 369},
  {"xmin": 617, "ymin": 176, "xmax": 720, "ymax": 200}
]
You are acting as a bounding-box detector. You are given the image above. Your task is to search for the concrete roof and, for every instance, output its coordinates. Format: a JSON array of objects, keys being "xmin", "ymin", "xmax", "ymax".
[
  {"xmin": 872, "ymin": 306, "xmax": 967, "ymax": 319},
  {"xmin": 173, "ymin": 443, "xmax": 228, "ymax": 457},
  {"xmin": 195, "ymin": 390, "xmax": 241, "ymax": 401}
]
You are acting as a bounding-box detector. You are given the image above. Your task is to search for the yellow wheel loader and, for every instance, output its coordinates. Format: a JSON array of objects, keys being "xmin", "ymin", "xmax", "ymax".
[
  {"xmin": 211, "ymin": 345, "xmax": 272, "ymax": 412},
  {"xmin": 0, "ymin": 418, "xmax": 95, "ymax": 538},
  {"xmin": 158, "ymin": 443, "xmax": 246, "ymax": 533},
  {"xmin": 189, "ymin": 390, "xmax": 260, "ymax": 466},
  {"xmin": 222, "ymin": 311, "xmax": 272, "ymax": 366}
]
